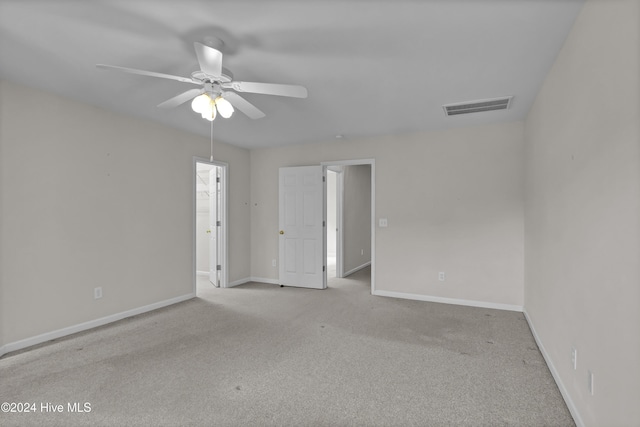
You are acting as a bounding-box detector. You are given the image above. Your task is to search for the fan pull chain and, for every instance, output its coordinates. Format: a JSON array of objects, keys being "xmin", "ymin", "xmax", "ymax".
[{"xmin": 210, "ymin": 119, "xmax": 214, "ymax": 162}]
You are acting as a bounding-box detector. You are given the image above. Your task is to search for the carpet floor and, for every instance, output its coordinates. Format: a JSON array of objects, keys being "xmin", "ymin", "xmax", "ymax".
[{"xmin": 0, "ymin": 267, "xmax": 574, "ymax": 426}]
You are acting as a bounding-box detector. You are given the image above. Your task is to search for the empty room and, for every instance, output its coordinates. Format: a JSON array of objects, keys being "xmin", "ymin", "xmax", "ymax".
[{"xmin": 0, "ymin": 1, "xmax": 638, "ymax": 426}]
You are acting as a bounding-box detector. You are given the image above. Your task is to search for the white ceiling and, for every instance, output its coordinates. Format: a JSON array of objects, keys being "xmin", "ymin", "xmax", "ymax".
[{"xmin": 0, "ymin": 0, "xmax": 584, "ymax": 149}]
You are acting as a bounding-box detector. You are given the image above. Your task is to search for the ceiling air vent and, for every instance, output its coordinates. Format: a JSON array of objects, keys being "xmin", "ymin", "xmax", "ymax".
[{"xmin": 443, "ymin": 96, "xmax": 513, "ymax": 117}]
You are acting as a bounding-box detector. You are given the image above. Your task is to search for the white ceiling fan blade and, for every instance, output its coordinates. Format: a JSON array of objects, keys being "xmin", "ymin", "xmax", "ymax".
[
  {"xmin": 224, "ymin": 81, "xmax": 308, "ymax": 98},
  {"xmin": 223, "ymin": 92, "xmax": 266, "ymax": 119},
  {"xmin": 96, "ymin": 64, "xmax": 198, "ymax": 84},
  {"xmin": 194, "ymin": 42, "xmax": 222, "ymax": 78},
  {"xmin": 157, "ymin": 88, "xmax": 205, "ymax": 109}
]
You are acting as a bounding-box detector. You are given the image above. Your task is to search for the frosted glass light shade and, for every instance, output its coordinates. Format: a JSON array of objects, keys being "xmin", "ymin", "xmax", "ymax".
[
  {"xmin": 215, "ymin": 97, "xmax": 234, "ymax": 118},
  {"xmin": 191, "ymin": 94, "xmax": 210, "ymax": 113}
]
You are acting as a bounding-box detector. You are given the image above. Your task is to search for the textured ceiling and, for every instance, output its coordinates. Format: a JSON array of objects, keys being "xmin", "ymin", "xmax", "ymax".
[{"xmin": 0, "ymin": 0, "xmax": 584, "ymax": 149}]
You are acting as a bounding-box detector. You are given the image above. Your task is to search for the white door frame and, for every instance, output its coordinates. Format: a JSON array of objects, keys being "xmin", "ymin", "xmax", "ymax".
[
  {"xmin": 208, "ymin": 167, "xmax": 219, "ymax": 286},
  {"xmin": 193, "ymin": 157, "xmax": 229, "ymax": 292},
  {"xmin": 321, "ymin": 159, "xmax": 375, "ymax": 293},
  {"xmin": 326, "ymin": 166, "xmax": 344, "ymax": 278}
]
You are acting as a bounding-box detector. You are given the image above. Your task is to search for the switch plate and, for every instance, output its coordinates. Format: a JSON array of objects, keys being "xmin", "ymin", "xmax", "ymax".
[
  {"xmin": 571, "ymin": 347, "xmax": 577, "ymax": 370},
  {"xmin": 94, "ymin": 287, "xmax": 102, "ymax": 299},
  {"xmin": 379, "ymin": 218, "xmax": 388, "ymax": 227},
  {"xmin": 272, "ymin": 259, "xmax": 277, "ymax": 267},
  {"xmin": 438, "ymin": 272, "xmax": 446, "ymax": 281},
  {"xmin": 588, "ymin": 370, "xmax": 594, "ymax": 395}
]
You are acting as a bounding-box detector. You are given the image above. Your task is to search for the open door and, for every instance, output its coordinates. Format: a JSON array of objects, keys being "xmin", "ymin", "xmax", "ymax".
[
  {"xmin": 208, "ymin": 167, "xmax": 219, "ymax": 287},
  {"xmin": 279, "ymin": 166, "xmax": 326, "ymax": 289}
]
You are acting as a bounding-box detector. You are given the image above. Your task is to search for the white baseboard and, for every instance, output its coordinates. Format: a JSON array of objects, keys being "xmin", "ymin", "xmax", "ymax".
[
  {"xmin": 226, "ymin": 277, "xmax": 280, "ymax": 287},
  {"xmin": 227, "ymin": 277, "xmax": 251, "ymax": 288},
  {"xmin": 250, "ymin": 276, "xmax": 280, "ymax": 285},
  {"xmin": 196, "ymin": 270, "xmax": 208, "ymax": 277},
  {"xmin": 0, "ymin": 293, "xmax": 195, "ymax": 358},
  {"xmin": 372, "ymin": 289, "xmax": 523, "ymax": 312},
  {"xmin": 523, "ymin": 309, "xmax": 584, "ymax": 427},
  {"xmin": 343, "ymin": 261, "xmax": 371, "ymax": 277}
]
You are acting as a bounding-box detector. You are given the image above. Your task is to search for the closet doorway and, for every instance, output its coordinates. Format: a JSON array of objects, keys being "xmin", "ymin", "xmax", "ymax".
[{"xmin": 194, "ymin": 158, "xmax": 228, "ymax": 293}]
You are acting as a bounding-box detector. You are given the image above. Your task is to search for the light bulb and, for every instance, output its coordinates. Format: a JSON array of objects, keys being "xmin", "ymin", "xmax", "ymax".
[
  {"xmin": 215, "ymin": 97, "xmax": 234, "ymax": 119},
  {"xmin": 201, "ymin": 100, "xmax": 216, "ymax": 121},
  {"xmin": 191, "ymin": 94, "xmax": 210, "ymax": 113}
]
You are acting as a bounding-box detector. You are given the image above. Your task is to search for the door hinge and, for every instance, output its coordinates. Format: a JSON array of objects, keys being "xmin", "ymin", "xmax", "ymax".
[
  {"xmin": 216, "ymin": 221, "xmax": 221, "ymax": 227},
  {"xmin": 323, "ymin": 221, "xmax": 325, "ymax": 227},
  {"xmin": 323, "ymin": 265, "xmax": 326, "ymax": 272},
  {"xmin": 216, "ymin": 265, "xmax": 222, "ymax": 271},
  {"xmin": 323, "ymin": 176, "xmax": 325, "ymax": 182},
  {"xmin": 216, "ymin": 177, "xmax": 220, "ymax": 183}
]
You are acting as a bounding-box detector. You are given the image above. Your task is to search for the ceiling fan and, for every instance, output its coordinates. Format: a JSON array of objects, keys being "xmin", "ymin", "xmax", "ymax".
[{"xmin": 96, "ymin": 40, "xmax": 308, "ymax": 121}]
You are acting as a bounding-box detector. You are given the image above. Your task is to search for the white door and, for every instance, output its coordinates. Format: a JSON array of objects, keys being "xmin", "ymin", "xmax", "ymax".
[
  {"xmin": 208, "ymin": 167, "xmax": 219, "ymax": 286},
  {"xmin": 279, "ymin": 166, "xmax": 326, "ymax": 289}
]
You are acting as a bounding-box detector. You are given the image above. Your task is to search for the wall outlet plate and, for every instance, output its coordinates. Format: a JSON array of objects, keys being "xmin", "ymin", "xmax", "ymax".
[
  {"xmin": 438, "ymin": 272, "xmax": 446, "ymax": 281},
  {"xmin": 94, "ymin": 287, "xmax": 103, "ymax": 299}
]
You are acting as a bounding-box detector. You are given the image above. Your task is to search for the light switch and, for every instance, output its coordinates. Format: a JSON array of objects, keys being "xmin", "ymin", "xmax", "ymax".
[{"xmin": 379, "ymin": 218, "xmax": 388, "ymax": 227}]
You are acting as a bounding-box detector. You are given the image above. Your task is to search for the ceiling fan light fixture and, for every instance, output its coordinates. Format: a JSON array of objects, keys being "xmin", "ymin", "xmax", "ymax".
[
  {"xmin": 98, "ymin": 41, "xmax": 305, "ymax": 123},
  {"xmin": 215, "ymin": 97, "xmax": 234, "ymax": 119}
]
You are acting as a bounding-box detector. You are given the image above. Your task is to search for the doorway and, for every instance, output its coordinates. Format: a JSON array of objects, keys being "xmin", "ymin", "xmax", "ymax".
[
  {"xmin": 194, "ymin": 158, "xmax": 228, "ymax": 294},
  {"xmin": 322, "ymin": 160, "xmax": 375, "ymax": 292},
  {"xmin": 326, "ymin": 167, "xmax": 342, "ymax": 279},
  {"xmin": 276, "ymin": 159, "xmax": 375, "ymax": 293}
]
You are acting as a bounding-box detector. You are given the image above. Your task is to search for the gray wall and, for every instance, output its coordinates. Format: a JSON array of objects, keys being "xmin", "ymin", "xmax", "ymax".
[
  {"xmin": 0, "ymin": 80, "xmax": 251, "ymax": 347},
  {"xmin": 250, "ymin": 122, "xmax": 525, "ymax": 307},
  {"xmin": 524, "ymin": 0, "xmax": 640, "ymax": 425},
  {"xmin": 342, "ymin": 165, "xmax": 371, "ymax": 274}
]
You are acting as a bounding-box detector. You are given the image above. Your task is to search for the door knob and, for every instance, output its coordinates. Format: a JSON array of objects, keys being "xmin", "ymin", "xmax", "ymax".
[{"xmin": 279, "ymin": 230, "xmax": 284, "ymax": 235}]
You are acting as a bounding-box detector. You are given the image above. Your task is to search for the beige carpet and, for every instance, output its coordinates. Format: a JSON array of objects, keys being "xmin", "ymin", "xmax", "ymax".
[{"xmin": 0, "ymin": 268, "xmax": 574, "ymax": 426}]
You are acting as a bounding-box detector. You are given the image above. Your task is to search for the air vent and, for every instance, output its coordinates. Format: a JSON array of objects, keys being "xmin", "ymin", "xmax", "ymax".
[{"xmin": 443, "ymin": 96, "xmax": 513, "ymax": 116}]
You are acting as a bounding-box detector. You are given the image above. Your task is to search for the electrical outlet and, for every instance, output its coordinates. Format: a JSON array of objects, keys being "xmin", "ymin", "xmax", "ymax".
[
  {"xmin": 379, "ymin": 218, "xmax": 388, "ymax": 227},
  {"xmin": 588, "ymin": 370, "xmax": 594, "ymax": 396},
  {"xmin": 94, "ymin": 287, "xmax": 102, "ymax": 299},
  {"xmin": 438, "ymin": 272, "xmax": 446, "ymax": 281},
  {"xmin": 571, "ymin": 347, "xmax": 577, "ymax": 370},
  {"xmin": 272, "ymin": 259, "xmax": 277, "ymax": 267}
]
